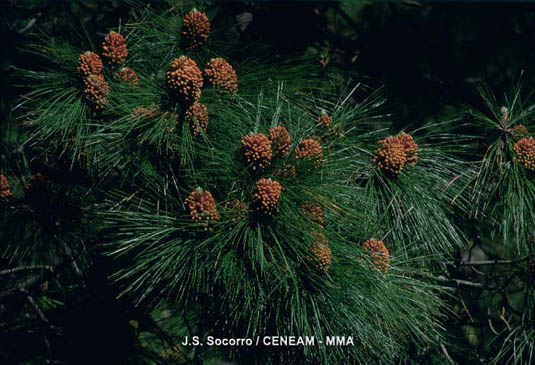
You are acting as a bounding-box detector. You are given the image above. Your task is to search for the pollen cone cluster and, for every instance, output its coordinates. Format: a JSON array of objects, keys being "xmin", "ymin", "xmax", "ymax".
[
  {"xmin": 185, "ymin": 102, "xmax": 209, "ymax": 136},
  {"xmin": 514, "ymin": 137, "xmax": 535, "ymax": 171},
  {"xmin": 274, "ymin": 164, "xmax": 297, "ymax": 178},
  {"xmin": 77, "ymin": 51, "xmax": 103, "ymax": 78},
  {"xmin": 223, "ymin": 199, "xmax": 248, "ymax": 222},
  {"xmin": 115, "ymin": 67, "xmax": 138, "ymax": 86},
  {"xmin": 167, "ymin": 56, "xmax": 203, "ymax": 102},
  {"xmin": 308, "ymin": 232, "xmax": 331, "ymax": 273},
  {"xmin": 252, "ymin": 178, "xmax": 282, "ymax": 216},
  {"xmin": 373, "ymin": 139, "xmax": 407, "ymax": 176},
  {"xmin": 102, "ymin": 31, "xmax": 128, "ymax": 65},
  {"xmin": 268, "ymin": 126, "xmax": 291, "ymax": 157},
  {"xmin": 0, "ymin": 174, "xmax": 13, "ymax": 200},
  {"xmin": 241, "ymin": 133, "xmax": 272, "ymax": 170},
  {"xmin": 131, "ymin": 106, "xmax": 158, "ymax": 119},
  {"xmin": 185, "ymin": 189, "xmax": 220, "ymax": 228},
  {"xmin": 181, "ymin": 10, "xmax": 211, "ymax": 50},
  {"xmin": 511, "ymin": 124, "xmax": 529, "ymax": 138},
  {"xmin": 302, "ymin": 202, "xmax": 324, "ymax": 228},
  {"xmin": 317, "ymin": 112, "xmax": 333, "ymax": 128},
  {"xmin": 204, "ymin": 58, "xmax": 238, "ymax": 94},
  {"xmin": 295, "ymin": 139, "xmax": 323, "ymax": 166},
  {"xmin": 362, "ymin": 238, "xmax": 390, "ymax": 274},
  {"xmin": 83, "ymin": 74, "xmax": 109, "ymax": 110},
  {"xmin": 393, "ymin": 133, "xmax": 418, "ymax": 166}
]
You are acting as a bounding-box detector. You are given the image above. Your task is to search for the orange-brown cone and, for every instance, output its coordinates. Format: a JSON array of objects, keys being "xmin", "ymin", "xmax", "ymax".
[{"xmin": 166, "ymin": 56, "xmax": 203, "ymax": 102}]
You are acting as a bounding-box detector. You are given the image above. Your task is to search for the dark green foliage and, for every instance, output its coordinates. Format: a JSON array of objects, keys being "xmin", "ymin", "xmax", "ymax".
[{"xmin": 2, "ymin": 1, "xmax": 535, "ymax": 364}]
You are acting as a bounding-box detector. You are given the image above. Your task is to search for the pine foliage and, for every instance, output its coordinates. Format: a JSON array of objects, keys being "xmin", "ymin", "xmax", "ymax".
[{"xmin": 2, "ymin": 2, "xmax": 535, "ymax": 364}]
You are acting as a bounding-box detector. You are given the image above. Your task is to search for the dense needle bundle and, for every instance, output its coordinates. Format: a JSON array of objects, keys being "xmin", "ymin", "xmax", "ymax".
[
  {"xmin": 181, "ymin": 9, "xmax": 211, "ymax": 50},
  {"xmin": 101, "ymin": 31, "xmax": 128, "ymax": 65},
  {"xmin": 295, "ymin": 138, "xmax": 323, "ymax": 165},
  {"xmin": 514, "ymin": 137, "xmax": 535, "ymax": 170},
  {"xmin": 0, "ymin": 174, "xmax": 13, "ymax": 200},
  {"xmin": 204, "ymin": 58, "xmax": 238, "ymax": 94},
  {"xmin": 362, "ymin": 238, "xmax": 390, "ymax": 274},
  {"xmin": 185, "ymin": 102, "xmax": 209, "ymax": 136},
  {"xmin": 13, "ymin": 7, "xmax": 469, "ymax": 363},
  {"xmin": 252, "ymin": 178, "xmax": 282, "ymax": 216},
  {"xmin": 240, "ymin": 133, "xmax": 272, "ymax": 170},
  {"xmin": 301, "ymin": 202, "xmax": 324, "ymax": 228},
  {"xmin": 268, "ymin": 126, "xmax": 291, "ymax": 157},
  {"xmin": 82, "ymin": 74, "xmax": 109, "ymax": 110},
  {"xmin": 184, "ymin": 189, "xmax": 220, "ymax": 227},
  {"xmin": 77, "ymin": 51, "xmax": 103, "ymax": 78},
  {"xmin": 307, "ymin": 232, "xmax": 331, "ymax": 273},
  {"xmin": 166, "ymin": 56, "xmax": 203, "ymax": 102},
  {"xmin": 115, "ymin": 67, "xmax": 138, "ymax": 86}
]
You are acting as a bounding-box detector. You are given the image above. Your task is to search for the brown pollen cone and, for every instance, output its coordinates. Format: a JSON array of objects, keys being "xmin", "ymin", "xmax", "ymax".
[
  {"xmin": 372, "ymin": 138, "xmax": 407, "ymax": 176},
  {"xmin": 0, "ymin": 174, "xmax": 13, "ymax": 200},
  {"xmin": 511, "ymin": 124, "xmax": 529, "ymax": 138},
  {"xmin": 185, "ymin": 102, "xmax": 209, "ymax": 136},
  {"xmin": 223, "ymin": 199, "xmax": 248, "ymax": 222},
  {"xmin": 268, "ymin": 126, "xmax": 291, "ymax": 157},
  {"xmin": 317, "ymin": 112, "xmax": 333, "ymax": 128},
  {"xmin": 514, "ymin": 137, "xmax": 535, "ymax": 171},
  {"xmin": 392, "ymin": 133, "xmax": 418, "ymax": 166},
  {"xmin": 184, "ymin": 189, "xmax": 220, "ymax": 228},
  {"xmin": 204, "ymin": 58, "xmax": 238, "ymax": 94},
  {"xmin": 130, "ymin": 106, "xmax": 158, "ymax": 119},
  {"xmin": 252, "ymin": 178, "xmax": 282, "ymax": 216},
  {"xmin": 83, "ymin": 74, "xmax": 109, "ymax": 110},
  {"xmin": 302, "ymin": 202, "xmax": 324, "ymax": 228},
  {"xmin": 295, "ymin": 139, "xmax": 323, "ymax": 166},
  {"xmin": 77, "ymin": 52, "xmax": 103, "ymax": 78},
  {"xmin": 274, "ymin": 164, "xmax": 297, "ymax": 178},
  {"xmin": 166, "ymin": 56, "xmax": 203, "ymax": 102},
  {"xmin": 308, "ymin": 232, "xmax": 331, "ymax": 273},
  {"xmin": 362, "ymin": 238, "xmax": 390, "ymax": 274},
  {"xmin": 102, "ymin": 31, "xmax": 128, "ymax": 65},
  {"xmin": 181, "ymin": 10, "xmax": 210, "ymax": 50},
  {"xmin": 115, "ymin": 67, "xmax": 138, "ymax": 86},
  {"xmin": 241, "ymin": 133, "xmax": 272, "ymax": 171}
]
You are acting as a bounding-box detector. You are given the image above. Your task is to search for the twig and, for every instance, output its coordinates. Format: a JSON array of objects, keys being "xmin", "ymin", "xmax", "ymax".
[
  {"xmin": 435, "ymin": 275, "xmax": 485, "ymax": 288},
  {"xmin": 440, "ymin": 343, "xmax": 456, "ymax": 365},
  {"xmin": 445, "ymin": 257, "xmax": 530, "ymax": 267},
  {"xmin": 459, "ymin": 294, "xmax": 474, "ymax": 322}
]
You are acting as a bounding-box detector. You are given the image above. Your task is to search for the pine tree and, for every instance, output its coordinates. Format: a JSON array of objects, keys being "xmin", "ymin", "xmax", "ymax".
[{"xmin": 1, "ymin": 2, "xmax": 534, "ymax": 364}]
